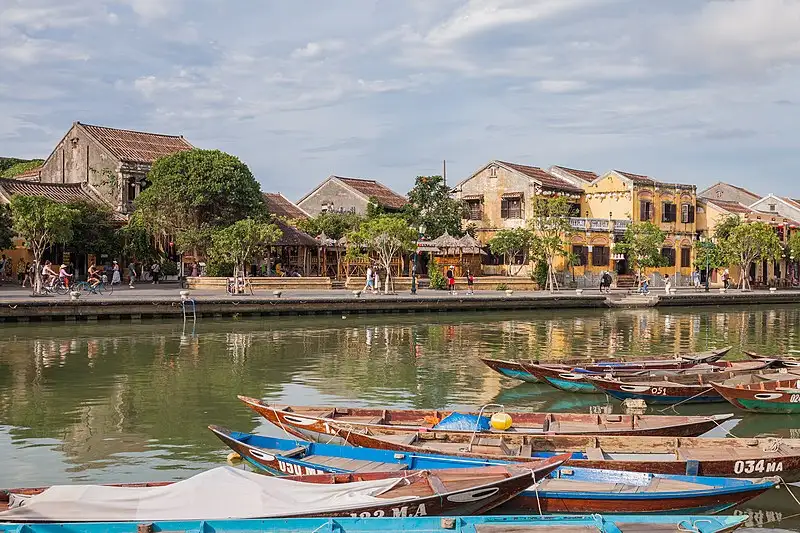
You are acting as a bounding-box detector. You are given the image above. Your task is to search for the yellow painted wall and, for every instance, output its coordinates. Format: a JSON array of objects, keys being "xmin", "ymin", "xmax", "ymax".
[
  {"xmin": 0, "ymin": 238, "xmax": 34, "ymax": 280},
  {"xmin": 581, "ymin": 173, "xmax": 632, "ymax": 219}
]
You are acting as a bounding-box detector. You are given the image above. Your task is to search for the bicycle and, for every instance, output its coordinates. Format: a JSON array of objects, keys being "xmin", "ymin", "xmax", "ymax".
[
  {"xmin": 75, "ymin": 278, "xmax": 114, "ymax": 295},
  {"xmin": 41, "ymin": 278, "xmax": 70, "ymax": 296}
]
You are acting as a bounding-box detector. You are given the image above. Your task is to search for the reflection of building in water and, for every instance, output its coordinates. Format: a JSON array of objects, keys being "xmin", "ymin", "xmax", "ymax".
[{"xmin": 226, "ymin": 333, "xmax": 253, "ymax": 363}]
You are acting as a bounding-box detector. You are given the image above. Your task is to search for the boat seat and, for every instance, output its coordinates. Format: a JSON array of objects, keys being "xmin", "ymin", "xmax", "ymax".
[
  {"xmin": 398, "ymin": 433, "xmax": 418, "ymax": 446},
  {"xmin": 367, "ymin": 416, "xmax": 384, "ymax": 425},
  {"xmin": 281, "ymin": 446, "xmax": 307, "ymax": 458},
  {"xmin": 585, "ymin": 447, "xmax": 605, "ymax": 461}
]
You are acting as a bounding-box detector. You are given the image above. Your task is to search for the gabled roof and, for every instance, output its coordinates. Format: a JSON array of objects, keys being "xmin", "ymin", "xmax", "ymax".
[
  {"xmin": 495, "ymin": 161, "xmax": 583, "ymax": 193},
  {"xmin": 549, "ymin": 165, "xmax": 599, "ymax": 183},
  {"xmin": 0, "ymin": 178, "xmax": 127, "ymax": 221},
  {"xmin": 12, "ymin": 166, "xmax": 42, "ymax": 181},
  {"xmin": 701, "ymin": 198, "xmax": 751, "ymax": 215},
  {"xmin": 299, "ymin": 176, "xmax": 407, "ymax": 210},
  {"xmin": 263, "ymin": 193, "xmax": 309, "ymax": 219},
  {"xmin": 272, "ymin": 217, "xmax": 319, "ymax": 247},
  {"xmin": 78, "ymin": 122, "xmax": 194, "ymax": 164},
  {"xmin": 603, "ymin": 170, "xmax": 695, "ymax": 190},
  {"xmin": 749, "ymin": 194, "xmax": 800, "ymax": 215},
  {"xmin": 782, "ymin": 197, "xmax": 800, "ymax": 211},
  {"xmin": 698, "ymin": 181, "xmax": 761, "ymax": 202}
]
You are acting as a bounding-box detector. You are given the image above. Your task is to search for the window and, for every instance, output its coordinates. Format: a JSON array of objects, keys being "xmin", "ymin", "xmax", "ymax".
[
  {"xmin": 640, "ymin": 200, "xmax": 652, "ymax": 221},
  {"xmin": 592, "ymin": 246, "xmax": 610, "ymax": 266},
  {"xmin": 501, "ymin": 198, "xmax": 522, "ymax": 219},
  {"xmin": 572, "ymin": 245, "xmax": 588, "ymax": 266},
  {"xmin": 680, "ymin": 247, "xmax": 691, "ymax": 268},
  {"xmin": 661, "ymin": 247, "xmax": 676, "ymax": 267},
  {"xmin": 681, "ymin": 203, "xmax": 695, "ymax": 224},
  {"xmin": 662, "ymin": 202, "xmax": 677, "ymax": 222},
  {"xmin": 489, "ymin": 166, "xmax": 497, "ymax": 177},
  {"xmin": 465, "ymin": 200, "xmax": 482, "ymax": 220}
]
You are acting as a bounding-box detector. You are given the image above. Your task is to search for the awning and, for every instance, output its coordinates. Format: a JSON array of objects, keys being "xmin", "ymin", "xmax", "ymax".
[
  {"xmin": 612, "ymin": 254, "xmax": 626, "ymax": 261},
  {"xmin": 501, "ymin": 191, "xmax": 523, "ymax": 199},
  {"xmin": 463, "ymin": 194, "xmax": 484, "ymax": 201},
  {"xmin": 416, "ymin": 242, "xmax": 440, "ymax": 252}
]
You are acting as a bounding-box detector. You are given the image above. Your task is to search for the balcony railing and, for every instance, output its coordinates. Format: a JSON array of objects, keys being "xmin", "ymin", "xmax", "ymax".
[{"xmin": 569, "ymin": 218, "xmax": 631, "ymax": 232}]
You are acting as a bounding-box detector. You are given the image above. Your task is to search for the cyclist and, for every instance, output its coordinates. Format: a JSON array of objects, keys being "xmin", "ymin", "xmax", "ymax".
[
  {"xmin": 42, "ymin": 261, "xmax": 58, "ymax": 288},
  {"xmin": 88, "ymin": 264, "xmax": 101, "ymax": 289},
  {"xmin": 58, "ymin": 263, "xmax": 73, "ymax": 289}
]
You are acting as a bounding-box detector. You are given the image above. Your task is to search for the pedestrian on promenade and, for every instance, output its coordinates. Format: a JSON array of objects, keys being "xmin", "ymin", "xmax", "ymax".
[
  {"xmin": 600, "ymin": 271, "xmax": 612, "ymax": 294},
  {"xmin": 373, "ymin": 268, "xmax": 381, "ymax": 295},
  {"xmin": 151, "ymin": 262, "xmax": 161, "ymax": 284},
  {"xmin": 22, "ymin": 262, "xmax": 32, "ymax": 288},
  {"xmin": 664, "ymin": 274, "xmax": 672, "ymax": 294},
  {"xmin": 0, "ymin": 254, "xmax": 6, "ymax": 284},
  {"xmin": 128, "ymin": 260, "xmax": 137, "ymax": 288},
  {"xmin": 446, "ymin": 267, "xmax": 455, "ymax": 294},
  {"xmin": 17, "ymin": 258, "xmax": 25, "ymax": 284},
  {"xmin": 692, "ymin": 267, "xmax": 701, "ymax": 291},
  {"xmin": 363, "ymin": 264, "xmax": 374, "ymax": 293},
  {"xmin": 722, "ymin": 268, "xmax": 730, "ymax": 289},
  {"xmin": 467, "ymin": 269, "xmax": 474, "ymax": 295},
  {"xmin": 111, "ymin": 261, "xmax": 122, "ymax": 285}
]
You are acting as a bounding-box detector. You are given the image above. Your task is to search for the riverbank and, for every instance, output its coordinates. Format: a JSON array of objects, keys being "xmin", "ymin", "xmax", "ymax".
[{"xmin": 0, "ymin": 285, "xmax": 797, "ymax": 321}]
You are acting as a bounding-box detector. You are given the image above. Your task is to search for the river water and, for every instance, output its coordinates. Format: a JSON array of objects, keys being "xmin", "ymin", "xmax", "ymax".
[{"xmin": 2, "ymin": 305, "xmax": 800, "ymax": 531}]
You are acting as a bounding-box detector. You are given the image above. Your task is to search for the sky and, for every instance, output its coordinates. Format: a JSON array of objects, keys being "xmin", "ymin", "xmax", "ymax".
[{"xmin": 2, "ymin": 0, "xmax": 800, "ymax": 201}]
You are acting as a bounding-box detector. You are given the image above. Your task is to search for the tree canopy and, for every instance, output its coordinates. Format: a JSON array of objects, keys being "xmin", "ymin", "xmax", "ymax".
[
  {"xmin": 0, "ymin": 204, "xmax": 13, "ymax": 250},
  {"xmin": 134, "ymin": 149, "xmax": 265, "ymax": 258},
  {"xmin": 10, "ymin": 195, "xmax": 78, "ymax": 294},
  {"xmin": 0, "ymin": 158, "xmax": 43, "ymax": 178},
  {"xmin": 347, "ymin": 215, "xmax": 416, "ymax": 293},
  {"xmin": 722, "ymin": 222, "xmax": 782, "ymax": 290},
  {"xmin": 64, "ymin": 201, "xmax": 121, "ymax": 258},
  {"xmin": 713, "ymin": 215, "xmax": 742, "ymax": 241},
  {"xmin": 294, "ymin": 211, "xmax": 362, "ymax": 241},
  {"xmin": 614, "ymin": 222, "xmax": 666, "ymax": 285},
  {"xmin": 487, "ymin": 228, "xmax": 533, "ymax": 276},
  {"xmin": 528, "ymin": 196, "xmax": 574, "ymax": 292},
  {"xmin": 209, "ymin": 218, "xmax": 282, "ymax": 279},
  {"xmin": 404, "ymin": 175, "xmax": 463, "ymax": 238}
]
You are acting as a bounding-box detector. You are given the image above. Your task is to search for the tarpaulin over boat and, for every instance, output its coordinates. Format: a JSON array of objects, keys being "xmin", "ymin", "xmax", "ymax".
[{"xmin": 0, "ymin": 467, "xmax": 408, "ymax": 522}]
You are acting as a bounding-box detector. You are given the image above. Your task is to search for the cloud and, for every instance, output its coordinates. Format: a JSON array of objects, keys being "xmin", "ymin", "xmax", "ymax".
[
  {"xmin": 291, "ymin": 40, "xmax": 345, "ymax": 59},
  {"xmin": 536, "ymin": 80, "xmax": 588, "ymax": 93}
]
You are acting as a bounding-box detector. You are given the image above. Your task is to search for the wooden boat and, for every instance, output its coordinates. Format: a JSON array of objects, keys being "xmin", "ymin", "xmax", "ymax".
[
  {"xmin": 239, "ymin": 397, "xmax": 736, "ymax": 439},
  {"xmin": 712, "ymin": 375, "xmax": 800, "ymax": 414},
  {"xmin": 482, "ymin": 347, "xmax": 731, "ymax": 383},
  {"xmin": 320, "ymin": 421, "xmax": 800, "ymax": 481},
  {"xmin": 209, "ymin": 427, "xmax": 779, "ymax": 515},
  {"xmin": 524, "ymin": 360, "xmax": 773, "ymax": 395},
  {"xmin": 744, "ymin": 350, "xmax": 800, "ymax": 368},
  {"xmin": 0, "ymin": 514, "xmax": 752, "ymax": 533},
  {"xmin": 587, "ymin": 368, "xmax": 800, "ymax": 405},
  {"xmin": 0, "ymin": 465, "xmax": 539, "ymax": 521}
]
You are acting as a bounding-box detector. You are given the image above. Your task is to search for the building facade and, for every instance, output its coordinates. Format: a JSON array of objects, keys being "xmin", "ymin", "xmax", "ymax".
[{"xmin": 297, "ymin": 176, "xmax": 407, "ymax": 216}]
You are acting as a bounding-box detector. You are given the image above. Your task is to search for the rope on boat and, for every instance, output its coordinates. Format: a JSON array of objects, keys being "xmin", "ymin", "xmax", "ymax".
[{"xmin": 656, "ymin": 387, "xmax": 714, "ymax": 413}]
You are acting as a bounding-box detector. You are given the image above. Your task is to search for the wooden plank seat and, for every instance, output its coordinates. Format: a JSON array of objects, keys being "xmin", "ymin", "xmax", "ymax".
[
  {"xmin": 585, "ymin": 447, "xmax": 605, "ymax": 461},
  {"xmin": 281, "ymin": 446, "xmax": 307, "ymax": 458},
  {"xmin": 475, "ymin": 526, "xmax": 599, "ymax": 533},
  {"xmin": 301, "ymin": 455, "xmax": 407, "ymax": 472}
]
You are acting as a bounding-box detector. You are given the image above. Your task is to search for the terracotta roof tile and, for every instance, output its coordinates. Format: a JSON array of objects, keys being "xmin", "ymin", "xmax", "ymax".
[
  {"xmin": 498, "ymin": 161, "xmax": 583, "ymax": 193},
  {"xmin": 703, "ymin": 198, "xmax": 751, "ymax": 214},
  {"xmin": 729, "ymin": 183, "xmax": 761, "ymax": 201},
  {"xmin": 13, "ymin": 166, "xmax": 42, "ymax": 181},
  {"xmin": 263, "ymin": 193, "xmax": 308, "ymax": 219},
  {"xmin": 783, "ymin": 197, "xmax": 800, "ymax": 210},
  {"xmin": 0, "ymin": 178, "xmax": 126, "ymax": 221},
  {"xmin": 80, "ymin": 122, "xmax": 194, "ymax": 164},
  {"xmin": 335, "ymin": 176, "xmax": 407, "ymax": 209},
  {"xmin": 551, "ymin": 165, "xmax": 599, "ymax": 182},
  {"xmin": 615, "ymin": 170, "xmax": 694, "ymax": 189}
]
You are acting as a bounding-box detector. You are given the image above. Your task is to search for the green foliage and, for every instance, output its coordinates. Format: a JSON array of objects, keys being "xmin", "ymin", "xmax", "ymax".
[
  {"xmin": 294, "ymin": 211, "xmax": 362, "ymax": 241},
  {"xmin": 694, "ymin": 240, "xmax": 725, "ymax": 270},
  {"xmin": 428, "ymin": 260, "xmax": 448, "ymax": 290},
  {"xmin": 722, "ymin": 222, "xmax": 782, "ymax": 290},
  {"xmin": 527, "ymin": 196, "xmax": 574, "ymax": 292},
  {"xmin": 0, "ymin": 159, "xmax": 43, "ymax": 178},
  {"xmin": 614, "ymin": 222, "xmax": 666, "ymax": 285},
  {"xmin": 134, "ymin": 149, "xmax": 266, "ymax": 258},
  {"xmin": 404, "ymin": 175, "xmax": 463, "ymax": 238},
  {"xmin": 713, "ymin": 215, "xmax": 741, "ymax": 241},
  {"xmin": 495, "ymin": 283, "xmax": 509, "ymax": 291},
  {"xmin": 64, "ymin": 201, "xmax": 121, "ymax": 258},
  {"xmin": 788, "ymin": 232, "xmax": 800, "ymax": 263},
  {"xmin": 160, "ymin": 261, "xmax": 179, "ymax": 276},
  {"xmin": 487, "ymin": 228, "xmax": 533, "ymax": 274},
  {"xmin": 533, "ymin": 261, "xmax": 548, "ymax": 288},
  {"xmin": 10, "ymin": 195, "xmax": 78, "ymax": 293},
  {"xmin": 347, "ymin": 215, "xmax": 416, "ymax": 292},
  {"xmin": 209, "ymin": 218, "xmax": 282, "ymax": 277},
  {"xmin": 119, "ymin": 216, "xmax": 159, "ymax": 263},
  {"xmin": 206, "ymin": 258, "xmax": 234, "ymax": 277},
  {"xmin": 0, "ymin": 204, "xmax": 13, "ymax": 250}
]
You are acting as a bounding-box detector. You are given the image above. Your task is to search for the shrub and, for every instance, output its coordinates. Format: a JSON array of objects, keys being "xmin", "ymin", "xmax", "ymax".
[
  {"xmin": 496, "ymin": 283, "xmax": 509, "ymax": 291},
  {"xmin": 428, "ymin": 260, "xmax": 448, "ymax": 290},
  {"xmin": 533, "ymin": 261, "xmax": 548, "ymax": 289}
]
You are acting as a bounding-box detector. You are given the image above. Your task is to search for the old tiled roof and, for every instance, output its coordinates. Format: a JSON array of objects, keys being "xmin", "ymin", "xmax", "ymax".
[
  {"xmin": 703, "ymin": 198, "xmax": 751, "ymax": 214},
  {"xmin": 729, "ymin": 183, "xmax": 762, "ymax": 201},
  {"xmin": 80, "ymin": 122, "xmax": 193, "ymax": 164},
  {"xmin": 335, "ymin": 177, "xmax": 407, "ymax": 209},
  {"xmin": 498, "ymin": 161, "xmax": 583, "ymax": 193},
  {"xmin": 551, "ymin": 165, "xmax": 598, "ymax": 182},
  {"xmin": 615, "ymin": 170, "xmax": 694, "ymax": 189},
  {"xmin": 0, "ymin": 178, "xmax": 126, "ymax": 221},
  {"xmin": 13, "ymin": 166, "xmax": 42, "ymax": 181},
  {"xmin": 263, "ymin": 193, "xmax": 308, "ymax": 219},
  {"xmin": 782, "ymin": 197, "xmax": 800, "ymax": 211},
  {"xmin": 272, "ymin": 217, "xmax": 319, "ymax": 247}
]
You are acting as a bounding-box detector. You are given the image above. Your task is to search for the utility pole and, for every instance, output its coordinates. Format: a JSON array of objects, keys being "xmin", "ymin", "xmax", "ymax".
[{"xmin": 443, "ymin": 160, "xmax": 447, "ymax": 187}]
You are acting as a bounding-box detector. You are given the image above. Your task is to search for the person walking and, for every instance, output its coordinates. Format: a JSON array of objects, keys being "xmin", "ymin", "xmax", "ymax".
[
  {"xmin": 600, "ymin": 271, "xmax": 613, "ymax": 294},
  {"xmin": 446, "ymin": 267, "xmax": 455, "ymax": 294},
  {"xmin": 692, "ymin": 267, "xmax": 701, "ymax": 291},
  {"xmin": 128, "ymin": 260, "xmax": 137, "ymax": 288},
  {"xmin": 17, "ymin": 258, "xmax": 25, "ymax": 284},
  {"xmin": 722, "ymin": 268, "xmax": 730, "ymax": 289},
  {"xmin": 111, "ymin": 261, "xmax": 122, "ymax": 286},
  {"xmin": 22, "ymin": 262, "xmax": 33, "ymax": 288},
  {"xmin": 467, "ymin": 270, "xmax": 475, "ymax": 295},
  {"xmin": 150, "ymin": 262, "xmax": 161, "ymax": 284},
  {"xmin": 0, "ymin": 254, "xmax": 6, "ymax": 284},
  {"xmin": 373, "ymin": 268, "xmax": 381, "ymax": 295},
  {"xmin": 363, "ymin": 265, "xmax": 373, "ymax": 293},
  {"xmin": 664, "ymin": 274, "xmax": 672, "ymax": 294}
]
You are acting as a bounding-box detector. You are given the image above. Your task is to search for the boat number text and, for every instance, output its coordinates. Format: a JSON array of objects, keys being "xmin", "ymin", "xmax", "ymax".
[
  {"xmin": 277, "ymin": 461, "xmax": 324, "ymax": 475},
  {"xmin": 650, "ymin": 387, "xmax": 667, "ymax": 395},
  {"xmin": 733, "ymin": 460, "xmax": 783, "ymax": 474},
  {"xmin": 350, "ymin": 504, "xmax": 428, "ymax": 518},
  {"xmin": 791, "ymin": 394, "xmax": 800, "ymax": 403}
]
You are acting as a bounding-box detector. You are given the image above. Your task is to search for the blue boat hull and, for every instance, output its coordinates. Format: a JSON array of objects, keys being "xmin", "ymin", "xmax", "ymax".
[
  {"xmin": 542, "ymin": 375, "xmax": 600, "ymax": 394},
  {"xmin": 602, "ymin": 389, "xmax": 727, "ymax": 405},
  {"xmin": 0, "ymin": 514, "xmax": 750, "ymax": 533}
]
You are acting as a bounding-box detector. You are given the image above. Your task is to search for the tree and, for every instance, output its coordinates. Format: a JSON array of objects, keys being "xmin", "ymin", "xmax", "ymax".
[
  {"xmin": 405, "ymin": 175, "xmax": 463, "ymax": 238},
  {"xmin": 347, "ymin": 215, "xmax": 416, "ymax": 293},
  {"xmin": 722, "ymin": 222, "xmax": 782, "ymax": 290},
  {"xmin": 614, "ymin": 222, "xmax": 666, "ymax": 287},
  {"xmin": 65, "ymin": 201, "xmax": 121, "ymax": 259},
  {"xmin": 10, "ymin": 195, "xmax": 78, "ymax": 294},
  {"xmin": 209, "ymin": 219, "xmax": 282, "ymax": 283},
  {"xmin": 134, "ymin": 149, "xmax": 266, "ymax": 260},
  {"xmin": 0, "ymin": 204, "xmax": 13, "ymax": 250},
  {"xmin": 528, "ymin": 196, "xmax": 574, "ymax": 292},
  {"xmin": 788, "ymin": 231, "xmax": 800, "ymax": 265},
  {"xmin": 294, "ymin": 211, "xmax": 362, "ymax": 241},
  {"xmin": 119, "ymin": 216, "xmax": 160, "ymax": 265},
  {"xmin": 0, "ymin": 159, "xmax": 44, "ymax": 178},
  {"xmin": 713, "ymin": 215, "xmax": 742, "ymax": 241},
  {"xmin": 487, "ymin": 228, "xmax": 534, "ymax": 276}
]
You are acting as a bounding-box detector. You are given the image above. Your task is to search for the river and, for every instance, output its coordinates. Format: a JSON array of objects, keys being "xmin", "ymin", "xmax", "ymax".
[{"xmin": 2, "ymin": 304, "xmax": 800, "ymax": 531}]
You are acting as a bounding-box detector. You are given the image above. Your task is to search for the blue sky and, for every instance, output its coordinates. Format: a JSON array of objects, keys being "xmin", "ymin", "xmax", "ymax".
[{"xmin": 2, "ymin": 0, "xmax": 800, "ymax": 201}]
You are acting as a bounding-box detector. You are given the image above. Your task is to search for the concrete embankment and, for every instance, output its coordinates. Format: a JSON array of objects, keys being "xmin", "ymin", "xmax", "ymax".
[{"xmin": 0, "ymin": 289, "xmax": 796, "ymax": 322}]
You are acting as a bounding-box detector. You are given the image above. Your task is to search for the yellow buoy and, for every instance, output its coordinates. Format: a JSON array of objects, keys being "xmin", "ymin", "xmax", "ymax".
[
  {"xmin": 490, "ymin": 412, "xmax": 513, "ymax": 431},
  {"xmin": 226, "ymin": 451, "xmax": 242, "ymax": 463}
]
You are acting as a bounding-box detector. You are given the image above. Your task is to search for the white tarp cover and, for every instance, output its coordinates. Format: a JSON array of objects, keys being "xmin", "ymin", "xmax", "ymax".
[{"xmin": 0, "ymin": 467, "xmax": 411, "ymax": 522}]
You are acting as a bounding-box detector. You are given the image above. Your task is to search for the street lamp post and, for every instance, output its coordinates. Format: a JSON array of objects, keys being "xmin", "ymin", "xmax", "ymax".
[
  {"xmin": 411, "ymin": 224, "xmax": 425, "ymax": 295},
  {"xmin": 698, "ymin": 236, "xmax": 713, "ymax": 292}
]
